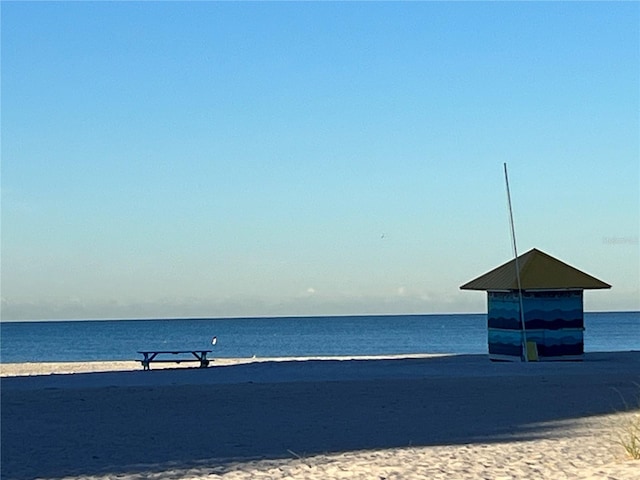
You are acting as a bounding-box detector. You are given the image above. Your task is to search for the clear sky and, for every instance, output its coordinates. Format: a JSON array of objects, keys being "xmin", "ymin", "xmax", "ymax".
[{"xmin": 2, "ymin": 1, "xmax": 638, "ymax": 321}]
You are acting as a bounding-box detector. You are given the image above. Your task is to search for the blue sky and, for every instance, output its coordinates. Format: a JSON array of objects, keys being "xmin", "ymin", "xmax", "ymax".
[{"xmin": 2, "ymin": 1, "xmax": 638, "ymax": 320}]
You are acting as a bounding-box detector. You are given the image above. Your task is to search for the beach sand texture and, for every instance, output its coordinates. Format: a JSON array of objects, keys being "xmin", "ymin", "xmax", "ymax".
[{"xmin": 2, "ymin": 353, "xmax": 639, "ymax": 480}]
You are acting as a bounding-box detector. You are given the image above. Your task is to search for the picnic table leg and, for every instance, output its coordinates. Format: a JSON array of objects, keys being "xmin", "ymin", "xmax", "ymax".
[
  {"xmin": 141, "ymin": 353, "xmax": 159, "ymax": 371},
  {"xmin": 193, "ymin": 351, "xmax": 210, "ymax": 368},
  {"xmin": 141, "ymin": 353, "xmax": 150, "ymax": 371}
]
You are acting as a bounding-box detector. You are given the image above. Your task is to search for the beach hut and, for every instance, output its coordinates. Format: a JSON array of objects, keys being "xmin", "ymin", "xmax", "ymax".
[{"xmin": 460, "ymin": 248, "xmax": 610, "ymax": 362}]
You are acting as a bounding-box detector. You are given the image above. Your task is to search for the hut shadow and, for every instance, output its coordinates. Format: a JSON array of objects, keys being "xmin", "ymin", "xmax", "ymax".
[{"xmin": 2, "ymin": 353, "xmax": 639, "ymax": 480}]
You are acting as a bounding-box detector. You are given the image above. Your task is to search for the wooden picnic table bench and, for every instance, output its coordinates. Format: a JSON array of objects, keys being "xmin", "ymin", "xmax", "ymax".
[{"xmin": 137, "ymin": 350, "xmax": 212, "ymax": 370}]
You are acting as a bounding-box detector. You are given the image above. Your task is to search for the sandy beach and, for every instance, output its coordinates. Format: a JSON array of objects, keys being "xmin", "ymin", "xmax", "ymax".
[{"xmin": 2, "ymin": 352, "xmax": 639, "ymax": 480}]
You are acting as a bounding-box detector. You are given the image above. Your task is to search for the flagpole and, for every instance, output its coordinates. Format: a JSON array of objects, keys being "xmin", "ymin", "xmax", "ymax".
[{"xmin": 504, "ymin": 163, "xmax": 528, "ymax": 362}]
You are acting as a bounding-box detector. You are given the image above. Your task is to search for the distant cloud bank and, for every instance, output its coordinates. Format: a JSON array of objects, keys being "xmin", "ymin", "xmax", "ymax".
[{"xmin": 2, "ymin": 289, "xmax": 636, "ymax": 321}]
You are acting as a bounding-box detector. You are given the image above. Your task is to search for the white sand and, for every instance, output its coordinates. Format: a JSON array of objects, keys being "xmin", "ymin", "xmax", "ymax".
[
  {"xmin": 0, "ymin": 353, "xmax": 448, "ymax": 377},
  {"xmin": 2, "ymin": 352, "xmax": 639, "ymax": 480}
]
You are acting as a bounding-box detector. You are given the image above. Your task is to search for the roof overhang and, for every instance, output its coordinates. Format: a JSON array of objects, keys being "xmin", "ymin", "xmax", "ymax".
[{"xmin": 460, "ymin": 248, "xmax": 611, "ymax": 291}]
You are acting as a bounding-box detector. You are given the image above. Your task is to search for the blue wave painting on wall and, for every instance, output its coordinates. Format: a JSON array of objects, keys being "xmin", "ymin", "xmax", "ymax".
[{"xmin": 487, "ymin": 290, "xmax": 584, "ymax": 361}]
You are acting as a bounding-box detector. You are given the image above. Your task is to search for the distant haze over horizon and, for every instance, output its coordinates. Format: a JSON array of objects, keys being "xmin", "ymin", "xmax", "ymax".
[
  {"xmin": 2, "ymin": 310, "xmax": 638, "ymax": 324},
  {"xmin": 2, "ymin": 2, "xmax": 638, "ymax": 321}
]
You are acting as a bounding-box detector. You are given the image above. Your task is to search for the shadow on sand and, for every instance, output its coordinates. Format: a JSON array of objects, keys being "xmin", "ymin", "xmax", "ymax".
[{"xmin": 2, "ymin": 352, "xmax": 639, "ymax": 479}]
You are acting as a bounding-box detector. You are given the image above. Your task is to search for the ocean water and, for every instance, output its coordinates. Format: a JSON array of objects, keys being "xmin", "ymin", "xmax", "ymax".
[{"xmin": 0, "ymin": 312, "xmax": 638, "ymax": 363}]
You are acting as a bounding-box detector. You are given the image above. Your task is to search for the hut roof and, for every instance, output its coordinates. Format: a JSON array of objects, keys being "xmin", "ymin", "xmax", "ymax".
[{"xmin": 460, "ymin": 248, "xmax": 611, "ymax": 291}]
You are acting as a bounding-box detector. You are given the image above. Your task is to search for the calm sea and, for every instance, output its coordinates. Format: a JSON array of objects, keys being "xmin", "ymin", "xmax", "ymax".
[{"xmin": 0, "ymin": 312, "xmax": 638, "ymax": 363}]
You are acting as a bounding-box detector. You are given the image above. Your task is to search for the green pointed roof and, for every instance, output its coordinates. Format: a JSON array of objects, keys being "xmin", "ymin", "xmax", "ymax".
[{"xmin": 460, "ymin": 248, "xmax": 611, "ymax": 291}]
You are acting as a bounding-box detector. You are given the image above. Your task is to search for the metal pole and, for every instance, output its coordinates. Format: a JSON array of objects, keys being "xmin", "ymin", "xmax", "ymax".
[{"xmin": 504, "ymin": 163, "xmax": 528, "ymax": 362}]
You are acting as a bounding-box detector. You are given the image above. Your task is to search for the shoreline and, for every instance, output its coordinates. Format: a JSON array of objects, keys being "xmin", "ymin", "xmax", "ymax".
[
  {"xmin": 2, "ymin": 350, "xmax": 639, "ymax": 379},
  {"xmin": 2, "ymin": 352, "xmax": 639, "ymax": 479},
  {"xmin": 0, "ymin": 353, "xmax": 452, "ymax": 377}
]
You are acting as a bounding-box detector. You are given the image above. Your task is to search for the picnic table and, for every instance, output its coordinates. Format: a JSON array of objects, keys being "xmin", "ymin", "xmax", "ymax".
[{"xmin": 137, "ymin": 350, "xmax": 212, "ymax": 370}]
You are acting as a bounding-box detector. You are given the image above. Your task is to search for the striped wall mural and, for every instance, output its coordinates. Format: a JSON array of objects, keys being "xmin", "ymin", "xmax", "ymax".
[{"xmin": 487, "ymin": 290, "xmax": 584, "ymax": 361}]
